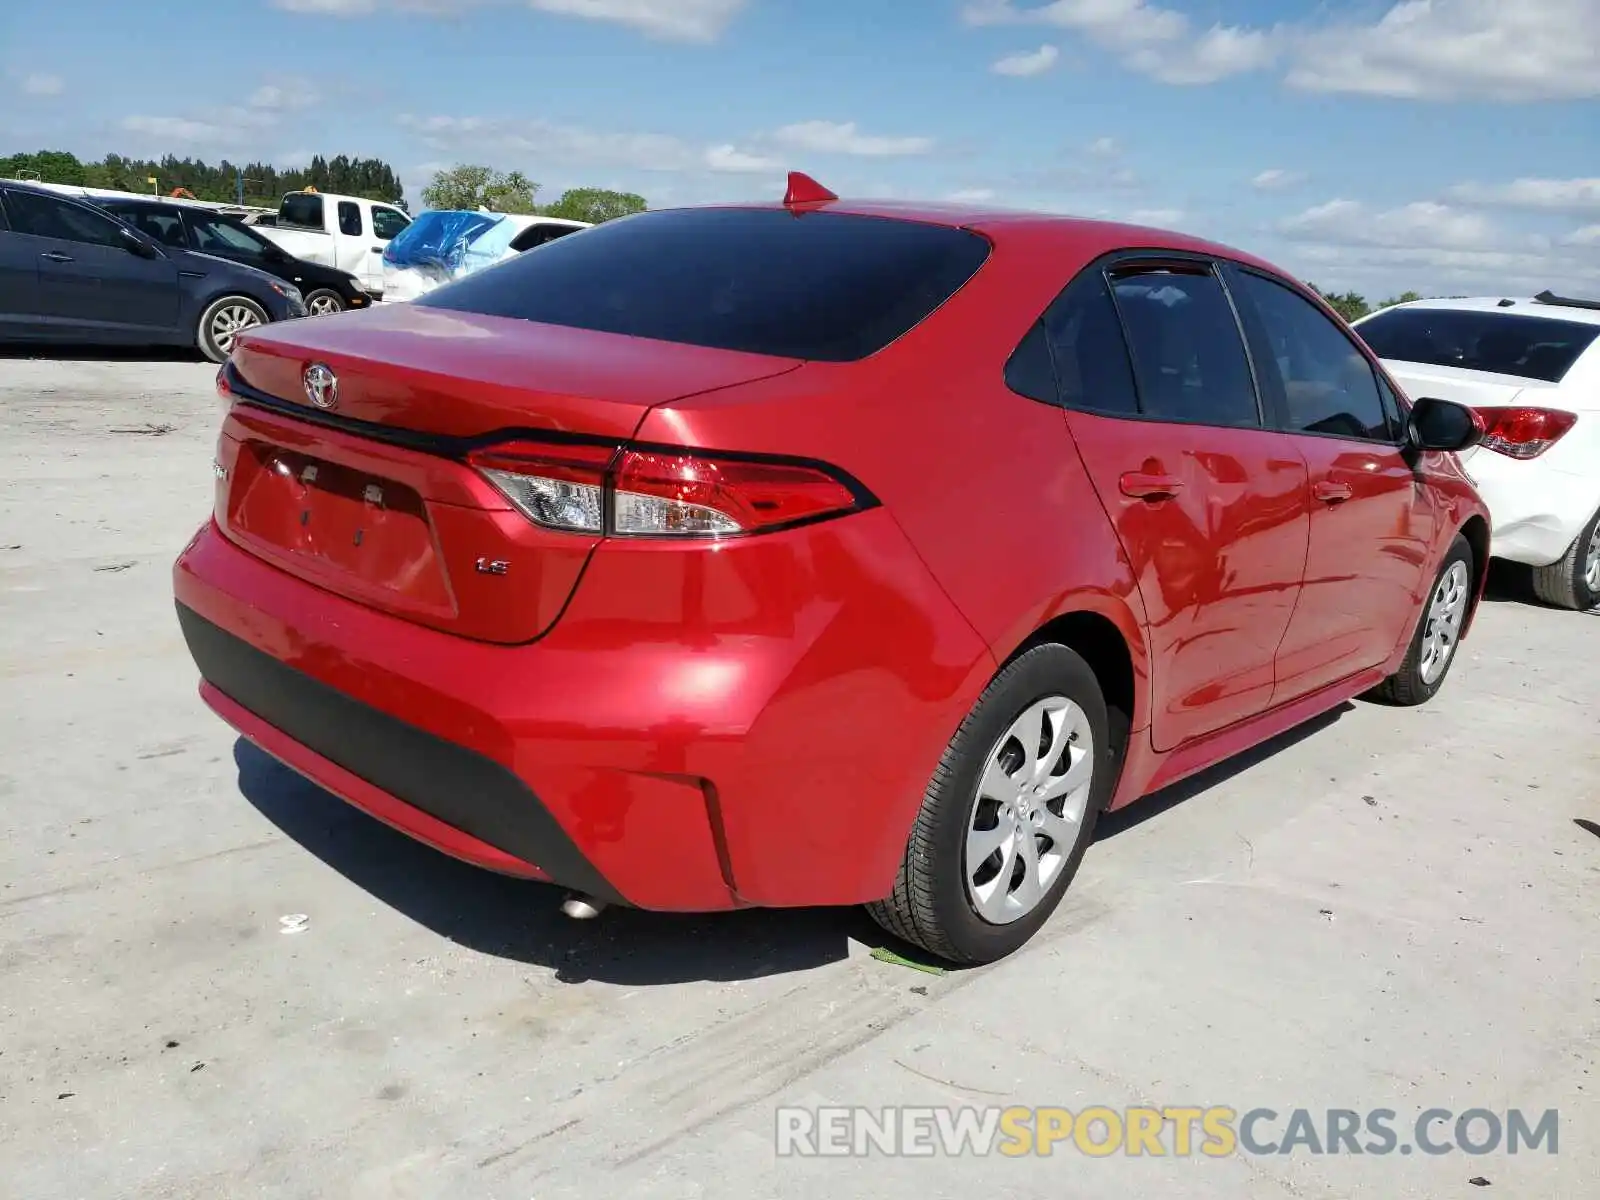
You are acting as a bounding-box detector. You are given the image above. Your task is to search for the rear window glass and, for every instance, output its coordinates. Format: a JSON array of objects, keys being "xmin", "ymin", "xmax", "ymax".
[
  {"xmin": 281, "ymin": 193, "xmax": 323, "ymax": 229},
  {"xmin": 1356, "ymin": 307, "xmax": 1600, "ymax": 384},
  {"xmin": 417, "ymin": 207, "xmax": 991, "ymax": 361}
]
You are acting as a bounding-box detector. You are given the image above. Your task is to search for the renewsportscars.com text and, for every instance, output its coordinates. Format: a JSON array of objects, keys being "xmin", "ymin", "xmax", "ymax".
[{"xmin": 775, "ymin": 1105, "xmax": 1560, "ymax": 1158}]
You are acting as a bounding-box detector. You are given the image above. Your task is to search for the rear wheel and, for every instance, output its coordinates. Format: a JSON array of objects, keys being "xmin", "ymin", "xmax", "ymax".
[
  {"xmin": 304, "ymin": 288, "xmax": 346, "ymax": 317},
  {"xmin": 1530, "ymin": 505, "xmax": 1600, "ymax": 611},
  {"xmin": 197, "ymin": 295, "xmax": 267, "ymax": 363},
  {"xmin": 867, "ymin": 644, "xmax": 1115, "ymax": 966},
  {"xmin": 1370, "ymin": 534, "xmax": 1474, "ymax": 706}
]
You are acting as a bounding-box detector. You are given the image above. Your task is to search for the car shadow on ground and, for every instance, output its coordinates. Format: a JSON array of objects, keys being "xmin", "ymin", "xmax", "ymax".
[
  {"xmin": 232, "ymin": 739, "xmax": 871, "ymax": 986},
  {"xmin": 0, "ymin": 343, "xmax": 205, "ymax": 363},
  {"xmin": 235, "ymin": 703, "xmax": 1356, "ymax": 984},
  {"xmin": 1097, "ymin": 703, "xmax": 1350, "ymax": 839}
]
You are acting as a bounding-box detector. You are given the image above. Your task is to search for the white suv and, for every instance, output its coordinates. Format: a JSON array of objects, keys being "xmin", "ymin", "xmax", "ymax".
[{"xmin": 1353, "ymin": 292, "xmax": 1600, "ymax": 610}]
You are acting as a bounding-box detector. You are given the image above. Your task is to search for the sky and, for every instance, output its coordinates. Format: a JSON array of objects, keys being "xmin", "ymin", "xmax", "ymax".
[{"xmin": 3, "ymin": 0, "xmax": 1599, "ymax": 300}]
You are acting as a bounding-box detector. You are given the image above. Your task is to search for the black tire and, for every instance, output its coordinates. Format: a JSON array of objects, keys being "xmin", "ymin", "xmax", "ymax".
[
  {"xmin": 1530, "ymin": 506, "xmax": 1600, "ymax": 611},
  {"xmin": 867, "ymin": 644, "xmax": 1117, "ymax": 966},
  {"xmin": 196, "ymin": 295, "xmax": 269, "ymax": 364},
  {"xmin": 304, "ymin": 288, "xmax": 347, "ymax": 317},
  {"xmin": 1369, "ymin": 534, "xmax": 1474, "ymax": 707}
]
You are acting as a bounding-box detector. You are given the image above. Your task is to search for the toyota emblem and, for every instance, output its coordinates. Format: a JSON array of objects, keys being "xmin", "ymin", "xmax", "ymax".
[{"xmin": 303, "ymin": 363, "xmax": 338, "ymax": 410}]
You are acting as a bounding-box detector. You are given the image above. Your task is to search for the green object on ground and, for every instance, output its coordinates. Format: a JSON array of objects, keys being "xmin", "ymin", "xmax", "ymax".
[{"xmin": 870, "ymin": 946, "xmax": 948, "ymax": 975}]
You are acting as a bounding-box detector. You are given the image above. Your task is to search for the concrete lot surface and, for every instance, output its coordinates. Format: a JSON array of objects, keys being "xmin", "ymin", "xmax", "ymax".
[{"xmin": 2, "ymin": 352, "xmax": 1597, "ymax": 1199}]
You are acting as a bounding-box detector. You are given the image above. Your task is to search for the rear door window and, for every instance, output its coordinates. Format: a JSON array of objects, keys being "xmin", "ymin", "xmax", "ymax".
[
  {"xmin": 4, "ymin": 190, "xmax": 125, "ymax": 248},
  {"xmin": 1045, "ymin": 272, "xmax": 1142, "ymax": 417},
  {"xmin": 108, "ymin": 205, "xmax": 188, "ymax": 248},
  {"xmin": 337, "ymin": 201, "xmax": 363, "ymax": 237},
  {"xmin": 1108, "ymin": 264, "xmax": 1261, "ymax": 427},
  {"xmin": 1229, "ymin": 268, "xmax": 1393, "ymax": 442},
  {"xmin": 418, "ymin": 207, "xmax": 991, "ymax": 361},
  {"xmin": 281, "ymin": 193, "xmax": 323, "ymax": 229},
  {"xmin": 1355, "ymin": 306, "xmax": 1599, "ymax": 383}
]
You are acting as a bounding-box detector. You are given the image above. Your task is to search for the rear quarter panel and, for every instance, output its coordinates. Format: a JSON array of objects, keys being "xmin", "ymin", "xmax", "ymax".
[{"xmin": 637, "ymin": 224, "xmax": 1155, "ymax": 735}]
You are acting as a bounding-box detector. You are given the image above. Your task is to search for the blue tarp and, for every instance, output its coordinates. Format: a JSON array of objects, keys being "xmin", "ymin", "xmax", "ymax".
[{"xmin": 382, "ymin": 210, "xmax": 503, "ymax": 273}]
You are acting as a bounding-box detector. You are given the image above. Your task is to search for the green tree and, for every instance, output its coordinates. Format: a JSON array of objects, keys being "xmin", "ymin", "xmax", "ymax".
[
  {"xmin": 541, "ymin": 187, "xmax": 647, "ymax": 224},
  {"xmin": 1307, "ymin": 283, "xmax": 1370, "ymax": 323},
  {"xmin": 1376, "ymin": 290, "xmax": 1423, "ymax": 310},
  {"xmin": 421, "ymin": 164, "xmax": 540, "ymax": 213},
  {"xmin": 0, "ymin": 147, "xmax": 403, "ymax": 205}
]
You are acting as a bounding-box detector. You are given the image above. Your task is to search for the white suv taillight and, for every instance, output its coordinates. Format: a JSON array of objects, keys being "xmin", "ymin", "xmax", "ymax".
[
  {"xmin": 467, "ymin": 440, "xmax": 866, "ymax": 538},
  {"xmin": 1472, "ymin": 406, "xmax": 1579, "ymax": 460}
]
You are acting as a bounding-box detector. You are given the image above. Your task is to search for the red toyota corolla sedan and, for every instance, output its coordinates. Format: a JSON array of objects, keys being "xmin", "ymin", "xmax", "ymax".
[{"xmin": 174, "ymin": 176, "xmax": 1490, "ymax": 964}]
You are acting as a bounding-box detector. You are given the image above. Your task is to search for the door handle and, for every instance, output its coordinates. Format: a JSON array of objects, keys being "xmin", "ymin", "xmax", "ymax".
[
  {"xmin": 1119, "ymin": 472, "xmax": 1183, "ymax": 500},
  {"xmin": 1313, "ymin": 481, "xmax": 1354, "ymax": 504},
  {"xmin": 41, "ymin": 251, "xmax": 74, "ymax": 263}
]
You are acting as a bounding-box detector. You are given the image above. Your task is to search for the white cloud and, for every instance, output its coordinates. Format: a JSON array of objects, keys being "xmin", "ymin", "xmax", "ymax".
[
  {"xmin": 964, "ymin": 0, "xmax": 1278, "ymax": 84},
  {"xmin": 1447, "ymin": 178, "xmax": 1600, "ymax": 216},
  {"xmin": 526, "ymin": 0, "xmax": 746, "ymax": 41},
  {"xmin": 1287, "ymin": 0, "xmax": 1600, "ymax": 102},
  {"xmin": 404, "ymin": 115, "xmax": 787, "ymax": 177},
  {"xmin": 1565, "ymin": 225, "xmax": 1600, "ymax": 247},
  {"xmin": 992, "ymin": 44, "xmax": 1060, "ymax": 76},
  {"xmin": 273, "ymin": 0, "xmax": 746, "ymax": 39},
  {"xmin": 947, "ymin": 187, "xmax": 998, "ymax": 202},
  {"xmin": 249, "ymin": 81, "xmax": 318, "ymax": 111},
  {"xmin": 1088, "ymin": 136, "xmax": 1118, "ymax": 157},
  {"xmin": 401, "ymin": 113, "xmax": 707, "ymax": 171},
  {"xmin": 19, "ymin": 72, "xmax": 65, "ymax": 96},
  {"xmin": 1281, "ymin": 198, "xmax": 1504, "ymax": 251},
  {"xmin": 1252, "ymin": 168, "xmax": 1307, "ymax": 191},
  {"xmin": 120, "ymin": 115, "xmax": 231, "ymax": 144},
  {"xmin": 703, "ymin": 143, "xmax": 781, "ymax": 173},
  {"xmin": 967, "ymin": 0, "xmax": 1600, "ymax": 100},
  {"xmin": 771, "ymin": 120, "xmax": 935, "ymax": 158}
]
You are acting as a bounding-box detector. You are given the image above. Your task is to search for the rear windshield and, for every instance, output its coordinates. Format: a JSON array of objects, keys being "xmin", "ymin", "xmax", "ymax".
[
  {"xmin": 416, "ymin": 207, "xmax": 991, "ymax": 361},
  {"xmin": 1356, "ymin": 307, "xmax": 1600, "ymax": 383}
]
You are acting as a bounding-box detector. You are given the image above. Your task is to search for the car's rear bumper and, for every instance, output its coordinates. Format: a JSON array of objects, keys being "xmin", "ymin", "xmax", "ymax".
[
  {"xmin": 1462, "ymin": 449, "xmax": 1600, "ymax": 566},
  {"xmin": 174, "ymin": 512, "xmax": 994, "ymax": 910}
]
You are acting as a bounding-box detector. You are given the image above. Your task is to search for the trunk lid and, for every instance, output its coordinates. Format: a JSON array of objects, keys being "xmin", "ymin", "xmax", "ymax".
[
  {"xmin": 229, "ymin": 301, "xmax": 804, "ymax": 440},
  {"xmin": 217, "ymin": 306, "xmax": 803, "ymax": 643}
]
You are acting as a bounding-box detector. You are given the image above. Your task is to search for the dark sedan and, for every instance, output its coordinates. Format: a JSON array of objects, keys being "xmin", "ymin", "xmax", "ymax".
[
  {"xmin": 0, "ymin": 181, "xmax": 305, "ymax": 362},
  {"xmin": 96, "ymin": 197, "xmax": 371, "ymax": 317}
]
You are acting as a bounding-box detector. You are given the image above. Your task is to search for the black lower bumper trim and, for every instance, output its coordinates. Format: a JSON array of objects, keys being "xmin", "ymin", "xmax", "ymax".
[{"xmin": 176, "ymin": 602, "xmax": 622, "ymax": 904}]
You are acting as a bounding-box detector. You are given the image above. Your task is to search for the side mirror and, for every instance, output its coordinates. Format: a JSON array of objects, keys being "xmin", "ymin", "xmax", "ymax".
[
  {"xmin": 263, "ymin": 243, "xmax": 288, "ymax": 262},
  {"xmin": 120, "ymin": 229, "xmax": 160, "ymax": 259},
  {"xmin": 1407, "ymin": 396, "xmax": 1484, "ymax": 453}
]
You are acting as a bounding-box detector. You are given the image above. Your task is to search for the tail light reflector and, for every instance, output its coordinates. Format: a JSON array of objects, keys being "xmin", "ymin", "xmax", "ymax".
[
  {"xmin": 1473, "ymin": 407, "xmax": 1578, "ymax": 459},
  {"xmin": 468, "ymin": 441, "xmax": 614, "ymax": 533},
  {"xmin": 466, "ymin": 441, "xmax": 864, "ymax": 538}
]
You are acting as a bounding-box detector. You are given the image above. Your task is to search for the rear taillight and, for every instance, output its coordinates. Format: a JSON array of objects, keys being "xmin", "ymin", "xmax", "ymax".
[
  {"xmin": 215, "ymin": 364, "xmax": 232, "ymax": 408},
  {"xmin": 466, "ymin": 441, "xmax": 865, "ymax": 538},
  {"xmin": 1473, "ymin": 407, "xmax": 1579, "ymax": 460},
  {"xmin": 469, "ymin": 441, "xmax": 612, "ymax": 533}
]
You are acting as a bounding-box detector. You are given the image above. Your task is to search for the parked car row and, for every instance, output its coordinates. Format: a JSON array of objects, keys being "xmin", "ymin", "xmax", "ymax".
[
  {"xmin": 0, "ymin": 179, "xmax": 309, "ymax": 361},
  {"xmin": 172, "ymin": 174, "xmax": 1589, "ymax": 970},
  {"xmin": 0, "ymin": 179, "xmax": 597, "ymax": 362}
]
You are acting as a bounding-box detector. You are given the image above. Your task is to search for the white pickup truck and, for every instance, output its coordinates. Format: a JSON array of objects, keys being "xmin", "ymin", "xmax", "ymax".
[{"xmin": 250, "ymin": 191, "xmax": 411, "ymax": 298}]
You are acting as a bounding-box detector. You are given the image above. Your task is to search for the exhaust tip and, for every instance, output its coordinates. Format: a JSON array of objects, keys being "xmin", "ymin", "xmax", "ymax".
[{"xmin": 560, "ymin": 893, "xmax": 607, "ymax": 920}]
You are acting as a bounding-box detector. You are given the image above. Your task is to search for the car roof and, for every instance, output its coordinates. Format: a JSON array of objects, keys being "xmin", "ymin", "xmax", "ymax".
[
  {"xmin": 1365, "ymin": 294, "xmax": 1600, "ymax": 328},
  {"xmin": 669, "ymin": 196, "xmax": 1284, "ymax": 276}
]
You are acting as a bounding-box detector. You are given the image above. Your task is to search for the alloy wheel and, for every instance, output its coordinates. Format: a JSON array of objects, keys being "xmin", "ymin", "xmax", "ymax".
[
  {"xmin": 308, "ymin": 294, "xmax": 342, "ymax": 317},
  {"xmin": 1419, "ymin": 560, "xmax": 1469, "ymax": 685},
  {"xmin": 964, "ymin": 695, "xmax": 1095, "ymax": 925},
  {"xmin": 210, "ymin": 304, "xmax": 262, "ymax": 355}
]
